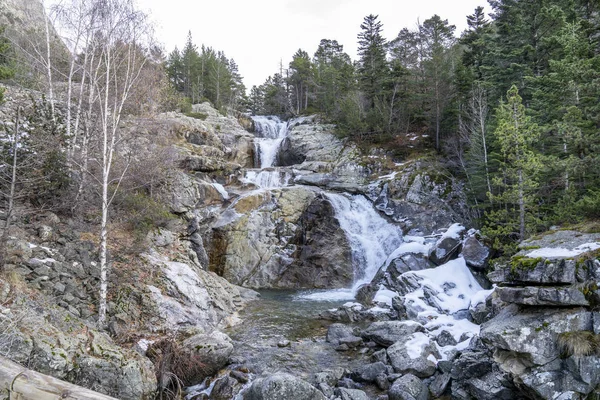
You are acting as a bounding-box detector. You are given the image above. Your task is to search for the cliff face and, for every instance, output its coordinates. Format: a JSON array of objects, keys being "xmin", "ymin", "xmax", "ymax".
[{"xmin": 0, "ymin": 0, "xmax": 50, "ymax": 35}]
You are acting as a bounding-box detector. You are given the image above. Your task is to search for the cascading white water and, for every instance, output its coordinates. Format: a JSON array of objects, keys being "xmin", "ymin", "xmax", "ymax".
[
  {"xmin": 325, "ymin": 193, "xmax": 404, "ymax": 291},
  {"xmin": 299, "ymin": 193, "xmax": 404, "ymax": 301},
  {"xmin": 244, "ymin": 169, "xmax": 292, "ymax": 189},
  {"xmin": 251, "ymin": 116, "xmax": 289, "ymax": 168}
]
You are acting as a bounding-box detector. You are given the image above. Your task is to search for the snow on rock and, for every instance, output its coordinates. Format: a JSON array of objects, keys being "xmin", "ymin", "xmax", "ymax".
[
  {"xmin": 400, "ymin": 258, "xmax": 483, "ymax": 315},
  {"xmin": 373, "ymin": 287, "xmax": 398, "ymax": 306},
  {"xmin": 525, "ymin": 242, "xmax": 600, "ymax": 259},
  {"xmin": 384, "ymin": 241, "xmax": 432, "ymax": 268},
  {"xmin": 440, "ymin": 223, "xmax": 465, "ymax": 241}
]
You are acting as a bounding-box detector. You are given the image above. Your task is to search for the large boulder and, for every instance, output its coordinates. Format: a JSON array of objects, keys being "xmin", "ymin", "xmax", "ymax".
[
  {"xmin": 209, "ymin": 187, "xmax": 317, "ymax": 288},
  {"xmin": 143, "ymin": 253, "xmax": 246, "ymax": 332},
  {"xmin": 462, "ymin": 235, "xmax": 490, "ymax": 270},
  {"xmin": 244, "ymin": 373, "xmax": 327, "ymax": 400},
  {"xmin": 388, "ymin": 373, "xmax": 429, "ymax": 400},
  {"xmin": 181, "ymin": 331, "xmax": 234, "ymax": 378},
  {"xmin": 480, "ymin": 304, "xmax": 593, "ymax": 366},
  {"xmin": 362, "ymin": 320, "xmax": 425, "ymax": 347},
  {"xmin": 387, "ymin": 332, "xmax": 439, "ymax": 378}
]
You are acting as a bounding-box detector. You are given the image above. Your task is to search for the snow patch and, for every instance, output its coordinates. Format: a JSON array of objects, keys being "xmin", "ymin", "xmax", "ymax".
[{"xmin": 525, "ymin": 242, "xmax": 600, "ymax": 259}]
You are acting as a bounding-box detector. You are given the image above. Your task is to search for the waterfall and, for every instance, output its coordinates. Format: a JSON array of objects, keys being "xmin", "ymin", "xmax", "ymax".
[
  {"xmin": 245, "ymin": 115, "xmax": 294, "ymax": 189},
  {"xmin": 251, "ymin": 116, "xmax": 289, "ymax": 169},
  {"xmin": 297, "ymin": 193, "xmax": 403, "ymax": 301},
  {"xmin": 326, "ymin": 193, "xmax": 403, "ymax": 291},
  {"xmin": 243, "ymin": 169, "xmax": 292, "ymax": 189}
]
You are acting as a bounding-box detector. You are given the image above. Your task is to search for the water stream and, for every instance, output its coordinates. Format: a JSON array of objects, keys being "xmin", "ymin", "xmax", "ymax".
[{"xmin": 195, "ymin": 115, "xmax": 408, "ymax": 397}]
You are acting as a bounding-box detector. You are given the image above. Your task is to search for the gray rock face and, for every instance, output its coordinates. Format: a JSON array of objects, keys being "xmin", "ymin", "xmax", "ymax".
[
  {"xmin": 144, "ymin": 253, "xmax": 246, "ymax": 332},
  {"xmin": 480, "ymin": 304, "xmax": 593, "ymax": 366},
  {"xmin": 209, "ymin": 187, "xmax": 316, "ymax": 288},
  {"xmin": 462, "ymin": 236, "xmax": 490, "ymax": 270},
  {"xmin": 287, "ymin": 195, "xmax": 353, "ymax": 288},
  {"xmin": 496, "ymin": 286, "xmax": 589, "ymax": 306},
  {"xmin": 388, "ymin": 373, "xmax": 429, "ymax": 400},
  {"xmin": 244, "ymin": 373, "xmax": 327, "ymax": 400},
  {"xmin": 488, "ymin": 259, "xmax": 577, "ymax": 285},
  {"xmin": 387, "ymin": 332, "xmax": 439, "ymax": 378},
  {"xmin": 362, "ymin": 321, "xmax": 425, "ymax": 347}
]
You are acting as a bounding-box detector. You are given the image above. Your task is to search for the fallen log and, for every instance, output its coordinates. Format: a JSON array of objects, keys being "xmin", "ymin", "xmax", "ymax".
[{"xmin": 0, "ymin": 355, "xmax": 118, "ymax": 400}]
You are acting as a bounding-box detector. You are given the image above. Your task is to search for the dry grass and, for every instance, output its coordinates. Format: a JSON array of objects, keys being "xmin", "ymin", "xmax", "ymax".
[
  {"xmin": 557, "ymin": 331, "xmax": 599, "ymax": 357},
  {"xmin": 147, "ymin": 336, "xmax": 207, "ymax": 400}
]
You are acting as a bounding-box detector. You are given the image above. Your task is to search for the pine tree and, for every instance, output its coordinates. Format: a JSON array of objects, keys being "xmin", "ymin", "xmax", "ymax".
[
  {"xmin": 357, "ymin": 15, "xmax": 388, "ymax": 112},
  {"xmin": 485, "ymin": 85, "xmax": 541, "ymax": 247},
  {"xmin": 420, "ymin": 15, "xmax": 457, "ymax": 151}
]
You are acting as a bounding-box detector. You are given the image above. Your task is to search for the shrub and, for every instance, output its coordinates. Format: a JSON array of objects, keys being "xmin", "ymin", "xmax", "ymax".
[{"xmin": 147, "ymin": 336, "xmax": 207, "ymax": 399}]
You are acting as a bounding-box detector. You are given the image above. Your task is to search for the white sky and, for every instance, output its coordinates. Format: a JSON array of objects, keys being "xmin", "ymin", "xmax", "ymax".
[{"xmin": 136, "ymin": 0, "xmax": 489, "ymax": 89}]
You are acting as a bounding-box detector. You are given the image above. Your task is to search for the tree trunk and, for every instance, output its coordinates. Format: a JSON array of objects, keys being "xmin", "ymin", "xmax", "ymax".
[
  {"xmin": 0, "ymin": 107, "xmax": 20, "ymax": 270},
  {"xmin": 0, "ymin": 355, "xmax": 118, "ymax": 400}
]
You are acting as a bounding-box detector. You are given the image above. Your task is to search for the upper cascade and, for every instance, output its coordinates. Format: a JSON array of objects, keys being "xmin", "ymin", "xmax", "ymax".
[{"xmin": 251, "ymin": 115, "xmax": 289, "ymax": 169}]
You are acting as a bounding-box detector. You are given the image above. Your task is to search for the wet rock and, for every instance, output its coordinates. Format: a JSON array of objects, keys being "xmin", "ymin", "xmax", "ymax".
[
  {"xmin": 496, "ymin": 286, "xmax": 589, "ymax": 306},
  {"xmin": 277, "ymin": 340, "xmax": 291, "ymax": 348},
  {"xmin": 230, "ymin": 369, "xmax": 249, "ymax": 384},
  {"xmin": 287, "ymin": 194, "xmax": 353, "ymax": 288},
  {"xmin": 387, "ymin": 332, "xmax": 439, "ymax": 378},
  {"xmin": 210, "ymin": 375, "xmax": 241, "ymax": 400},
  {"xmin": 244, "ymin": 373, "xmax": 327, "ymax": 400},
  {"xmin": 362, "ymin": 320, "xmax": 425, "ymax": 347},
  {"xmin": 352, "ymin": 362, "xmax": 388, "ymax": 383},
  {"xmin": 462, "ymin": 236, "xmax": 490, "ymax": 270},
  {"xmin": 388, "ymin": 373, "xmax": 429, "ymax": 400}
]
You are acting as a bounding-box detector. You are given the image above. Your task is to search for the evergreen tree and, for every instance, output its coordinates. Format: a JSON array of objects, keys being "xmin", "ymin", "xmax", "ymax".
[
  {"xmin": 357, "ymin": 15, "xmax": 388, "ymax": 112},
  {"xmin": 288, "ymin": 49, "xmax": 313, "ymax": 114},
  {"xmin": 485, "ymin": 86, "xmax": 541, "ymax": 247},
  {"xmin": 313, "ymin": 39, "xmax": 354, "ymax": 119},
  {"xmin": 420, "ymin": 15, "xmax": 457, "ymax": 151}
]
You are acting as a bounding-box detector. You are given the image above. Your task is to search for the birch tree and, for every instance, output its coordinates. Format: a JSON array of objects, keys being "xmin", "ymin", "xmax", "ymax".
[{"xmin": 84, "ymin": 0, "xmax": 152, "ymax": 327}]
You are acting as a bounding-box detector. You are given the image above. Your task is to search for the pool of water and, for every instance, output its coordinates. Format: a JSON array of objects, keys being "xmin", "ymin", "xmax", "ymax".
[{"xmin": 224, "ymin": 289, "xmax": 369, "ymax": 378}]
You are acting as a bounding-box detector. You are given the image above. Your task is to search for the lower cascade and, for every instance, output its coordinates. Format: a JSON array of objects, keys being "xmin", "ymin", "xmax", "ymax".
[{"xmin": 325, "ymin": 193, "xmax": 403, "ymax": 291}]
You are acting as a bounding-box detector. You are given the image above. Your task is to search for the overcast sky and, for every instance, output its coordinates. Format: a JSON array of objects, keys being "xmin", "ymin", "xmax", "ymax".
[{"xmin": 135, "ymin": 0, "xmax": 490, "ymax": 89}]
